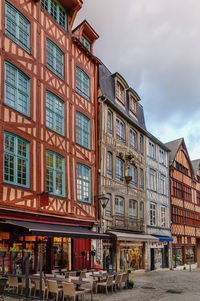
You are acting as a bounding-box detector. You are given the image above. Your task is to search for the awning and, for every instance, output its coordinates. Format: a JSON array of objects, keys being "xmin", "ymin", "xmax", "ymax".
[
  {"xmin": 153, "ymin": 235, "xmax": 173, "ymax": 242},
  {"xmin": 0, "ymin": 219, "xmax": 109, "ymax": 239},
  {"xmin": 108, "ymin": 231, "xmax": 159, "ymax": 242}
]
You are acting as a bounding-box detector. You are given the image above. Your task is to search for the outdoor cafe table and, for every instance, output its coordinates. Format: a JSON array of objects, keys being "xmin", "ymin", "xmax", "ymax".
[
  {"xmin": 90, "ymin": 272, "xmax": 118, "ymax": 281},
  {"xmin": 30, "ymin": 275, "xmax": 89, "ymax": 289}
]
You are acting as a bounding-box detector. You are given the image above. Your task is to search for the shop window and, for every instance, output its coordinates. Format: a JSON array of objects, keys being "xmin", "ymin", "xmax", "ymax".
[
  {"xmin": 115, "ymin": 157, "xmax": 124, "ymax": 181},
  {"xmin": 5, "ymin": 2, "xmax": 30, "ymax": 52},
  {"xmin": 130, "ymin": 128, "xmax": 137, "ymax": 150},
  {"xmin": 106, "ymin": 152, "xmax": 112, "ymax": 178},
  {"xmin": 105, "ymin": 193, "xmax": 112, "ymax": 216},
  {"xmin": 46, "ymin": 39, "xmax": 64, "ymax": 79},
  {"xmin": 185, "ymin": 247, "xmax": 195, "ymax": 264},
  {"xmin": 76, "ymin": 112, "xmax": 90, "ymax": 149},
  {"xmin": 46, "ymin": 150, "xmax": 65, "ymax": 197},
  {"xmin": 76, "ymin": 67, "xmax": 90, "ymax": 101},
  {"xmin": 129, "ymin": 200, "xmax": 137, "ymax": 218},
  {"xmin": 77, "ymin": 163, "xmax": 91, "ymax": 203},
  {"xmin": 4, "ymin": 132, "xmax": 30, "ymax": 188},
  {"xmin": 161, "ymin": 206, "xmax": 166, "ymax": 227},
  {"xmin": 150, "ymin": 203, "xmax": 156, "ymax": 226},
  {"xmin": 5, "ymin": 61, "xmax": 30, "ymax": 116},
  {"xmin": 116, "ymin": 118, "xmax": 125, "ymax": 143},
  {"xmin": 107, "ymin": 110, "xmax": 113, "ymax": 135},
  {"xmin": 46, "ymin": 91, "xmax": 64, "ymax": 135},
  {"xmin": 115, "ymin": 196, "xmax": 124, "ymax": 216},
  {"xmin": 129, "ymin": 164, "xmax": 137, "ymax": 187},
  {"xmin": 173, "ymin": 247, "xmax": 183, "ymax": 267},
  {"xmin": 82, "ymin": 35, "xmax": 91, "ymax": 51},
  {"xmin": 41, "ymin": 0, "xmax": 67, "ymax": 31}
]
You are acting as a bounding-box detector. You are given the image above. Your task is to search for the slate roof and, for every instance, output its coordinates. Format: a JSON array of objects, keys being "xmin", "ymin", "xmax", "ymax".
[
  {"xmin": 98, "ymin": 63, "xmax": 147, "ymax": 133},
  {"xmin": 191, "ymin": 159, "xmax": 200, "ymax": 176},
  {"xmin": 165, "ymin": 138, "xmax": 183, "ymax": 163}
]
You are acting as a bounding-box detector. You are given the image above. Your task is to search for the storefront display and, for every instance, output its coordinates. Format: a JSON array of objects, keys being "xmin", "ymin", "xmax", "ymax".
[
  {"xmin": 120, "ymin": 242, "xmax": 144, "ymax": 270},
  {"xmin": 154, "ymin": 248, "xmax": 162, "ymax": 269},
  {"xmin": 186, "ymin": 247, "xmax": 195, "ymax": 264},
  {"xmin": 173, "ymin": 247, "xmax": 183, "ymax": 266}
]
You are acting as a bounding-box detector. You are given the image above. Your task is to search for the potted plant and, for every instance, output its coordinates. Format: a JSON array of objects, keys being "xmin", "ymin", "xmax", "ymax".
[
  {"xmin": 23, "ymin": 249, "xmax": 32, "ymax": 259},
  {"xmin": 10, "ymin": 247, "xmax": 20, "ymax": 260},
  {"xmin": 128, "ymin": 279, "xmax": 134, "ymax": 289},
  {"xmin": 0, "ymin": 247, "xmax": 8, "ymax": 258}
]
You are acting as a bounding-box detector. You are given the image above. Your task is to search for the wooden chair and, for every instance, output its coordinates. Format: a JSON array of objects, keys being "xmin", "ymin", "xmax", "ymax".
[
  {"xmin": 80, "ymin": 277, "xmax": 93, "ymax": 301},
  {"xmin": 121, "ymin": 273, "xmax": 128, "ymax": 289},
  {"xmin": 46, "ymin": 280, "xmax": 62, "ymax": 301},
  {"xmin": 33, "ymin": 278, "xmax": 47, "ymax": 300},
  {"xmin": 97, "ymin": 275, "xmax": 114, "ymax": 294},
  {"xmin": 0, "ymin": 278, "xmax": 7, "ymax": 301},
  {"xmin": 62, "ymin": 282, "xmax": 85, "ymax": 301},
  {"xmin": 113, "ymin": 274, "xmax": 122, "ymax": 291},
  {"xmin": 21, "ymin": 278, "xmax": 35, "ymax": 296},
  {"xmin": 8, "ymin": 276, "xmax": 22, "ymax": 294}
]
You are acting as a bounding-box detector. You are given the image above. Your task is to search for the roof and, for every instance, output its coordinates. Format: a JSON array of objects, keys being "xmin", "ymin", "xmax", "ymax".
[
  {"xmin": 98, "ymin": 63, "xmax": 147, "ymax": 132},
  {"xmin": 191, "ymin": 159, "xmax": 200, "ymax": 175},
  {"xmin": 165, "ymin": 138, "xmax": 183, "ymax": 163},
  {"xmin": 147, "ymin": 132, "xmax": 170, "ymax": 152}
]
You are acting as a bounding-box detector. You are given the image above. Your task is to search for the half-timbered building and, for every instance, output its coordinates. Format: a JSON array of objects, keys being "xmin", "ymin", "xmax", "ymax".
[
  {"xmin": 166, "ymin": 138, "xmax": 200, "ymax": 268},
  {"xmin": 0, "ymin": 0, "xmax": 105, "ymax": 273}
]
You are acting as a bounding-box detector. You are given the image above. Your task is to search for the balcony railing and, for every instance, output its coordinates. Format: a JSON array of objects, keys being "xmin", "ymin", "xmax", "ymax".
[{"xmin": 112, "ymin": 215, "xmax": 144, "ymax": 232}]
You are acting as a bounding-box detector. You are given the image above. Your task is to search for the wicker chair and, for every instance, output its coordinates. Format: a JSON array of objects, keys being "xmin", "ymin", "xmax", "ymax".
[
  {"xmin": 46, "ymin": 280, "xmax": 62, "ymax": 301},
  {"xmin": 62, "ymin": 282, "xmax": 85, "ymax": 301},
  {"xmin": 8, "ymin": 276, "xmax": 22, "ymax": 294},
  {"xmin": 97, "ymin": 275, "xmax": 114, "ymax": 294},
  {"xmin": 0, "ymin": 278, "xmax": 7, "ymax": 301},
  {"xmin": 33, "ymin": 278, "xmax": 47, "ymax": 300},
  {"xmin": 120, "ymin": 273, "xmax": 128, "ymax": 289},
  {"xmin": 80, "ymin": 277, "xmax": 93, "ymax": 301},
  {"xmin": 80, "ymin": 271, "xmax": 86, "ymax": 279},
  {"xmin": 113, "ymin": 274, "xmax": 122, "ymax": 291},
  {"xmin": 68, "ymin": 271, "xmax": 77, "ymax": 277},
  {"xmin": 21, "ymin": 277, "xmax": 35, "ymax": 296},
  {"xmin": 68, "ymin": 276, "xmax": 79, "ymax": 282}
]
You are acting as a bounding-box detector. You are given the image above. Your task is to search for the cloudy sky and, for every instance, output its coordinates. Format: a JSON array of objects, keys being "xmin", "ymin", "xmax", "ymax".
[{"xmin": 75, "ymin": 0, "xmax": 200, "ymax": 160}]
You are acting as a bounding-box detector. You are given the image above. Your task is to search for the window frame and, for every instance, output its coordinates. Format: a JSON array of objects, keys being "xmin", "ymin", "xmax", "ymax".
[
  {"xmin": 46, "ymin": 91, "xmax": 65, "ymax": 136},
  {"xmin": 149, "ymin": 141, "xmax": 156, "ymax": 159},
  {"xmin": 160, "ymin": 175, "xmax": 165, "ymax": 195},
  {"xmin": 115, "ymin": 157, "xmax": 124, "ymax": 181},
  {"xmin": 140, "ymin": 202, "xmax": 144, "ymax": 220},
  {"xmin": 107, "ymin": 110, "xmax": 113, "ymax": 135},
  {"xmin": 4, "ymin": 61, "xmax": 30, "ymax": 117},
  {"xmin": 150, "ymin": 203, "xmax": 156, "ymax": 226},
  {"xmin": 115, "ymin": 196, "xmax": 124, "ymax": 217},
  {"xmin": 116, "ymin": 117, "xmax": 125, "ymax": 143},
  {"xmin": 130, "ymin": 128, "xmax": 137, "ymax": 150},
  {"xmin": 116, "ymin": 81, "xmax": 125, "ymax": 105},
  {"xmin": 41, "ymin": 0, "xmax": 67, "ymax": 31},
  {"xmin": 4, "ymin": 132, "xmax": 30, "ymax": 188},
  {"xmin": 46, "ymin": 38, "xmax": 64, "ymax": 79},
  {"xmin": 139, "ymin": 135, "xmax": 144, "ymax": 155},
  {"xmin": 82, "ymin": 35, "xmax": 91, "ymax": 51},
  {"xmin": 149, "ymin": 169, "xmax": 156, "ymax": 191},
  {"xmin": 106, "ymin": 151, "xmax": 113, "ymax": 178},
  {"xmin": 46, "ymin": 150, "xmax": 65, "ymax": 197},
  {"xmin": 76, "ymin": 112, "xmax": 90, "ymax": 149},
  {"xmin": 129, "ymin": 95, "xmax": 137, "ymax": 114},
  {"xmin": 161, "ymin": 206, "xmax": 166, "ymax": 227},
  {"xmin": 76, "ymin": 67, "xmax": 90, "ymax": 101},
  {"xmin": 129, "ymin": 164, "xmax": 137, "ymax": 187},
  {"xmin": 76, "ymin": 163, "xmax": 91, "ymax": 204},
  {"xmin": 129, "ymin": 199, "xmax": 137, "ymax": 218},
  {"xmin": 139, "ymin": 168, "xmax": 144, "ymax": 189},
  {"xmin": 105, "ymin": 193, "xmax": 112, "ymax": 217},
  {"xmin": 5, "ymin": 2, "xmax": 30, "ymax": 53}
]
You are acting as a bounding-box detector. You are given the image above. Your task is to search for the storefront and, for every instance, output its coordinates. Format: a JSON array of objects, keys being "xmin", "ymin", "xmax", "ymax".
[
  {"xmin": 173, "ymin": 245, "xmax": 196, "ymax": 267},
  {"xmin": 120, "ymin": 242, "xmax": 144, "ymax": 270},
  {"xmin": 150, "ymin": 236, "xmax": 173, "ymax": 270}
]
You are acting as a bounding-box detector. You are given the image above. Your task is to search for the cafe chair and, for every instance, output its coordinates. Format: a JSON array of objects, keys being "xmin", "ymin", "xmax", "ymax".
[
  {"xmin": 113, "ymin": 274, "xmax": 122, "ymax": 291},
  {"xmin": 69, "ymin": 276, "xmax": 79, "ymax": 282},
  {"xmin": 45, "ymin": 274, "xmax": 54, "ymax": 278},
  {"xmin": 46, "ymin": 280, "xmax": 62, "ymax": 301},
  {"xmin": 80, "ymin": 277, "xmax": 93, "ymax": 301},
  {"xmin": 21, "ymin": 278, "xmax": 35, "ymax": 296},
  {"xmin": 97, "ymin": 275, "xmax": 114, "ymax": 294},
  {"xmin": 33, "ymin": 278, "xmax": 47, "ymax": 300},
  {"xmin": 8, "ymin": 276, "xmax": 22, "ymax": 294},
  {"xmin": 80, "ymin": 271, "xmax": 86, "ymax": 279},
  {"xmin": 120, "ymin": 273, "xmax": 128, "ymax": 289},
  {"xmin": 52, "ymin": 269, "xmax": 60, "ymax": 275},
  {"xmin": 0, "ymin": 278, "xmax": 7, "ymax": 301},
  {"xmin": 69, "ymin": 271, "xmax": 77, "ymax": 277},
  {"xmin": 62, "ymin": 282, "xmax": 85, "ymax": 301},
  {"xmin": 56, "ymin": 275, "xmax": 65, "ymax": 279}
]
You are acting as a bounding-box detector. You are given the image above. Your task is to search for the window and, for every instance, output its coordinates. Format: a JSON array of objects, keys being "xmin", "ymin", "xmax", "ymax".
[
  {"xmin": 116, "ymin": 82, "xmax": 125, "ymax": 104},
  {"xmin": 115, "ymin": 196, "xmax": 124, "ymax": 216},
  {"xmin": 139, "ymin": 168, "xmax": 144, "ymax": 189},
  {"xmin": 116, "ymin": 118, "xmax": 125, "ymax": 142},
  {"xmin": 46, "ymin": 39, "xmax": 64, "ymax": 79},
  {"xmin": 129, "ymin": 95, "xmax": 137, "ymax": 114},
  {"xmin": 105, "ymin": 193, "xmax": 111, "ymax": 216},
  {"xmin": 115, "ymin": 157, "xmax": 124, "ymax": 181},
  {"xmin": 129, "ymin": 200, "xmax": 137, "ymax": 218},
  {"xmin": 140, "ymin": 202, "xmax": 144, "ymax": 219},
  {"xmin": 46, "ymin": 150, "xmax": 65, "ymax": 196},
  {"xmin": 150, "ymin": 203, "xmax": 156, "ymax": 226},
  {"xmin": 161, "ymin": 207, "xmax": 166, "ymax": 227},
  {"xmin": 76, "ymin": 112, "xmax": 90, "ymax": 149},
  {"xmin": 129, "ymin": 164, "xmax": 137, "ymax": 186},
  {"xmin": 5, "ymin": 62, "xmax": 30, "ymax": 116},
  {"xmin": 82, "ymin": 35, "xmax": 91, "ymax": 51},
  {"xmin": 197, "ymin": 191, "xmax": 200, "ymax": 205},
  {"xmin": 5, "ymin": 2, "xmax": 30, "ymax": 52},
  {"xmin": 172, "ymin": 180, "xmax": 183, "ymax": 198},
  {"xmin": 130, "ymin": 129, "xmax": 137, "ymax": 150},
  {"xmin": 77, "ymin": 163, "xmax": 91, "ymax": 203},
  {"xmin": 150, "ymin": 169, "xmax": 156, "ymax": 191},
  {"xmin": 41, "ymin": 0, "xmax": 67, "ymax": 30},
  {"xmin": 76, "ymin": 67, "xmax": 90, "ymax": 101},
  {"xmin": 159, "ymin": 149, "xmax": 165, "ymax": 165},
  {"xmin": 139, "ymin": 135, "xmax": 143, "ymax": 155},
  {"xmin": 149, "ymin": 141, "xmax": 155, "ymax": 159},
  {"xmin": 46, "ymin": 91, "xmax": 64, "ymax": 135},
  {"xmin": 4, "ymin": 132, "xmax": 29, "ymax": 188},
  {"xmin": 107, "ymin": 110, "xmax": 113, "ymax": 135},
  {"xmin": 175, "ymin": 161, "xmax": 188, "ymax": 175},
  {"xmin": 106, "ymin": 152, "xmax": 112, "ymax": 178},
  {"xmin": 160, "ymin": 175, "xmax": 165, "ymax": 195}
]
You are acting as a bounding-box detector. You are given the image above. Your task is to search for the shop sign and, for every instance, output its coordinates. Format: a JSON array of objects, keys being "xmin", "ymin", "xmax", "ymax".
[{"xmin": 151, "ymin": 241, "xmax": 167, "ymax": 248}]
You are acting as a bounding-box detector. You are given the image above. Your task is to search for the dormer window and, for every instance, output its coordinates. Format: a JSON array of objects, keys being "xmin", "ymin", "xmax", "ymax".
[
  {"xmin": 116, "ymin": 82, "xmax": 125, "ymax": 105},
  {"xmin": 82, "ymin": 35, "xmax": 91, "ymax": 51},
  {"xmin": 41, "ymin": 0, "xmax": 67, "ymax": 31},
  {"xmin": 130, "ymin": 95, "xmax": 137, "ymax": 114}
]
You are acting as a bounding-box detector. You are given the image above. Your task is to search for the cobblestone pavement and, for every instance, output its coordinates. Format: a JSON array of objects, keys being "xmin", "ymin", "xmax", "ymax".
[{"xmin": 4, "ymin": 269, "xmax": 200, "ymax": 301}]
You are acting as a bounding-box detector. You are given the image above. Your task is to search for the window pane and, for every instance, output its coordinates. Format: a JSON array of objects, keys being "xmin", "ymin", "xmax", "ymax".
[
  {"xmin": 41, "ymin": 0, "xmax": 67, "ymax": 30},
  {"xmin": 76, "ymin": 112, "xmax": 90, "ymax": 149},
  {"xmin": 77, "ymin": 163, "xmax": 91, "ymax": 203},
  {"xmin": 76, "ymin": 67, "xmax": 90, "ymax": 100},
  {"xmin": 46, "ymin": 39, "xmax": 64, "ymax": 78},
  {"xmin": 46, "ymin": 91, "xmax": 64, "ymax": 135}
]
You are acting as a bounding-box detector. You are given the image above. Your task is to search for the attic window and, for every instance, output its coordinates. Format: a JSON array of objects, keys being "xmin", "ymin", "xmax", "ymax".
[
  {"xmin": 116, "ymin": 82, "xmax": 125, "ymax": 105},
  {"xmin": 82, "ymin": 35, "xmax": 91, "ymax": 51},
  {"xmin": 130, "ymin": 95, "xmax": 137, "ymax": 114},
  {"xmin": 41, "ymin": 0, "xmax": 67, "ymax": 31}
]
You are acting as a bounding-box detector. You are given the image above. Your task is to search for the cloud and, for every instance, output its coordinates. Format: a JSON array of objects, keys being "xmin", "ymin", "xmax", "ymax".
[{"xmin": 75, "ymin": 0, "xmax": 200, "ymax": 159}]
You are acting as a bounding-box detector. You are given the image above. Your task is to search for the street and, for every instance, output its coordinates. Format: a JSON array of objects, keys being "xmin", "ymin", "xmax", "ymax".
[{"xmin": 4, "ymin": 269, "xmax": 200, "ymax": 301}]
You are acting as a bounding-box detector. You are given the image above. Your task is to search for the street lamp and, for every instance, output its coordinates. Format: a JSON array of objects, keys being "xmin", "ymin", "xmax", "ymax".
[{"xmin": 98, "ymin": 194, "xmax": 110, "ymax": 209}]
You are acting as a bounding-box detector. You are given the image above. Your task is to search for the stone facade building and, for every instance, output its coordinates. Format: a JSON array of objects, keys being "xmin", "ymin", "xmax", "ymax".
[
  {"xmin": 98, "ymin": 63, "xmax": 158, "ymax": 271},
  {"xmin": 146, "ymin": 133, "xmax": 172, "ymax": 271}
]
